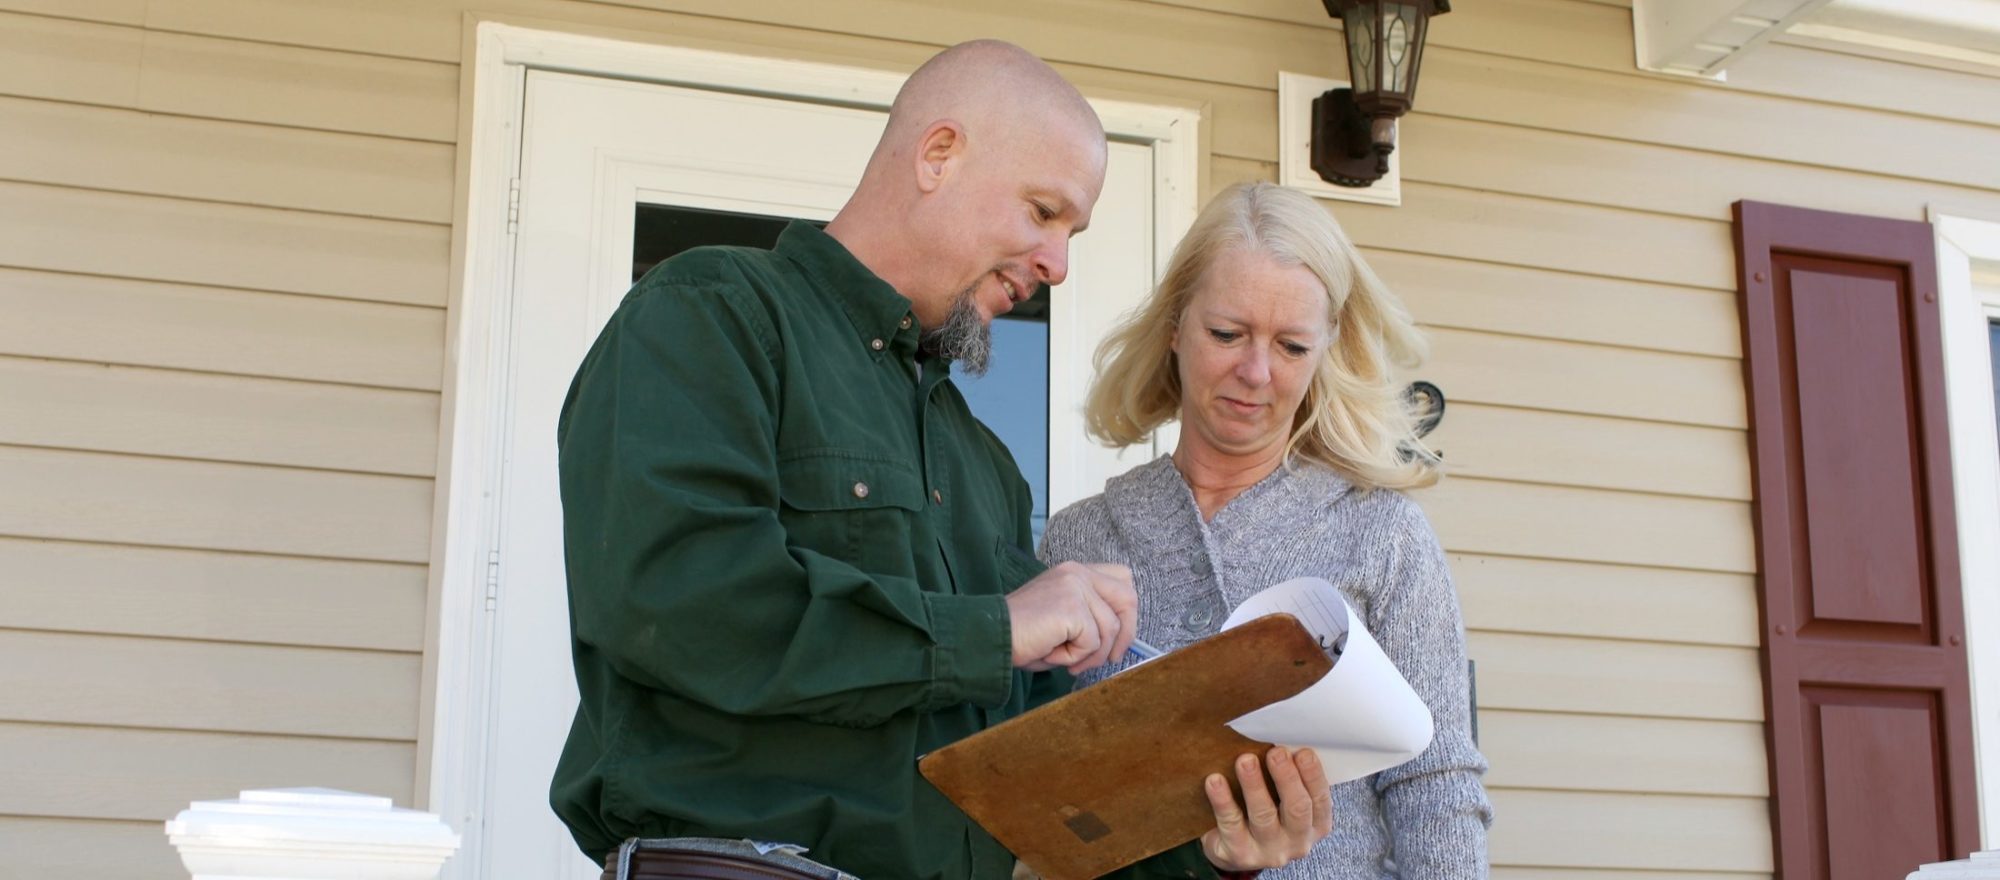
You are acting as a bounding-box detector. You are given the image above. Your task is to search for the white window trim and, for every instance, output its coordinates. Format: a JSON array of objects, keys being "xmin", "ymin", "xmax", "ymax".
[
  {"xmin": 1934, "ymin": 207, "xmax": 2000, "ymax": 849},
  {"xmin": 427, "ymin": 20, "xmax": 1201, "ymax": 867}
]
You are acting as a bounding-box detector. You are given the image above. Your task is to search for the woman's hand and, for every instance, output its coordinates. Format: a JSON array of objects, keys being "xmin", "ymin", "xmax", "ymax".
[{"xmin": 1199, "ymin": 747, "xmax": 1334, "ymax": 872}]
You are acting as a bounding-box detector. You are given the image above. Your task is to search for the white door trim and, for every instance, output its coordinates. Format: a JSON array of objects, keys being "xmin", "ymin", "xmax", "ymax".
[
  {"xmin": 430, "ymin": 21, "xmax": 1200, "ymax": 875},
  {"xmin": 1933, "ymin": 206, "xmax": 2000, "ymax": 849}
]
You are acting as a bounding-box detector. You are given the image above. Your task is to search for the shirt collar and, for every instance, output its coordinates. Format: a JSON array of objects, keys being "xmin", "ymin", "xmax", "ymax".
[{"xmin": 774, "ymin": 220, "xmax": 920, "ymax": 359}]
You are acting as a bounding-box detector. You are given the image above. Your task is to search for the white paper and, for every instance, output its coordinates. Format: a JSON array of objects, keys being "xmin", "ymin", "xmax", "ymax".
[{"xmin": 1220, "ymin": 577, "xmax": 1435, "ymax": 784}]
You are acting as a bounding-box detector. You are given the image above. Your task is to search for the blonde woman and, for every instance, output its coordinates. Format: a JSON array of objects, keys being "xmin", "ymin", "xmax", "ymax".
[{"xmin": 1041, "ymin": 182, "xmax": 1492, "ymax": 878}]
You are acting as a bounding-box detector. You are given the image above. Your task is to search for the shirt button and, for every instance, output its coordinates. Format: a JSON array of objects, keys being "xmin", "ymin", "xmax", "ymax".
[
  {"xmin": 852, "ymin": 481, "xmax": 870, "ymax": 499},
  {"xmin": 899, "ymin": 315, "xmax": 913, "ymax": 330},
  {"xmin": 931, "ymin": 488, "xmax": 944, "ymax": 505},
  {"xmin": 870, "ymin": 338, "xmax": 885, "ymax": 351}
]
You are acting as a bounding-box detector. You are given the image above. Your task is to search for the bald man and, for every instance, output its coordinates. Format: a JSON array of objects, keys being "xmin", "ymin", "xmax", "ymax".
[{"xmin": 551, "ymin": 41, "xmax": 1317, "ymax": 880}]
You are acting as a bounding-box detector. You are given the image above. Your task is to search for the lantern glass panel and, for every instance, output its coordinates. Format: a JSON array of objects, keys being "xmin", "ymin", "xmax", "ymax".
[
  {"xmin": 1385, "ymin": 3, "xmax": 1419, "ymax": 94},
  {"xmin": 1344, "ymin": 7, "xmax": 1375, "ymax": 94}
]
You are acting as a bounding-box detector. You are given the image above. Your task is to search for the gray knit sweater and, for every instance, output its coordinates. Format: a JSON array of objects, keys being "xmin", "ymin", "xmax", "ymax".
[{"xmin": 1040, "ymin": 455, "xmax": 1492, "ymax": 880}]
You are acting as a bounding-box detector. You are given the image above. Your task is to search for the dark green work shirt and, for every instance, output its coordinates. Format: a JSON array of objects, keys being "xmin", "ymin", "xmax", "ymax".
[
  {"xmin": 551, "ymin": 220, "xmax": 1054, "ymax": 879},
  {"xmin": 550, "ymin": 222, "xmax": 1217, "ymax": 880}
]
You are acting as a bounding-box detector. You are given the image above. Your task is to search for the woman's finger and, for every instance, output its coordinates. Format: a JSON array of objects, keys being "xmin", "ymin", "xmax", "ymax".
[
  {"xmin": 1204, "ymin": 771, "xmax": 1244, "ymax": 834},
  {"xmin": 1201, "ymin": 772, "xmax": 1248, "ymax": 866},
  {"xmin": 1296, "ymin": 748, "xmax": 1335, "ymax": 837},
  {"xmin": 1267, "ymin": 746, "xmax": 1315, "ymax": 832},
  {"xmin": 1233, "ymin": 753, "xmax": 1282, "ymax": 837}
]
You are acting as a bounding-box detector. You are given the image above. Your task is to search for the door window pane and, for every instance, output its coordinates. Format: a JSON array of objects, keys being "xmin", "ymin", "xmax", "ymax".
[
  {"xmin": 633, "ymin": 203, "xmax": 1052, "ymax": 539},
  {"xmin": 1989, "ymin": 319, "xmax": 2000, "ymax": 439},
  {"xmin": 955, "ymin": 302, "xmax": 1051, "ymax": 543},
  {"xmin": 633, "ymin": 203, "xmax": 810, "ymax": 281}
]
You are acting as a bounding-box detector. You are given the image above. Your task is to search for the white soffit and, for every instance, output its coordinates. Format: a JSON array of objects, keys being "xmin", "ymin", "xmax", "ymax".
[
  {"xmin": 1634, "ymin": 0, "xmax": 1835, "ymax": 80},
  {"xmin": 1787, "ymin": 0, "xmax": 2000, "ymax": 72},
  {"xmin": 1636, "ymin": 0, "xmax": 2000, "ymax": 77}
]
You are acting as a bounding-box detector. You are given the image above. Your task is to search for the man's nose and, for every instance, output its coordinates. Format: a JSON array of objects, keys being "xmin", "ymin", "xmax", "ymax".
[{"xmin": 1033, "ymin": 236, "xmax": 1070, "ymax": 287}]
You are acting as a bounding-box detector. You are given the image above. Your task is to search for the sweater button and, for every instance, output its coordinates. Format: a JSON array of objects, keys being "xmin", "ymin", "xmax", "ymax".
[
  {"xmin": 1184, "ymin": 605, "xmax": 1215, "ymax": 629},
  {"xmin": 1190, "ymin": 557, "xmax": 1211, "ymax": 578}
]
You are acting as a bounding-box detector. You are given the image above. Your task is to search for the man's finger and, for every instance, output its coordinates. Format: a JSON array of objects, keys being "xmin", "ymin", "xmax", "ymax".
[
  {"xmin": 1054, "ymin": 610, "xmax": 1102, "ymax": 669},
  {"xmin": 1082, "ymin": 562, "xmax": 1132, "ymax": 582},
  {"xmin": 1079, "ymin": 564, "xmax": 1138, "ymax": 664},
  {"xmin": 1104, "ymin": 586, "xmax": 1137, "ymax": 663},
  {"xmin": 1076, "ymin": 589, "xmax": 1123, "ymax": 673}
]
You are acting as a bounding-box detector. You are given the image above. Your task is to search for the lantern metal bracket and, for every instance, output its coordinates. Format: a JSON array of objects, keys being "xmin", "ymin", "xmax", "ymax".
[
  {"xmin": 1309, "ymin": 87, "xmax": 1389, "ymax": 188},
  {"xmin": 1277, "ymin": 71, "xmax": 1400, "ymax": 205}
]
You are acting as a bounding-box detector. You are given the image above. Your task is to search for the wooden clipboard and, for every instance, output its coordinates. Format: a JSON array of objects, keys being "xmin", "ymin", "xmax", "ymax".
[{"xmin": 918, "ymin": 614, "xmax": 1333, "ymax": 880}]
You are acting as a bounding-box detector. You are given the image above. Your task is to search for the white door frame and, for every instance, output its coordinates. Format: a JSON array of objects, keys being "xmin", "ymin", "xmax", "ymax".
[
  {"xmin": 428, "ymin": 20, "xmax": 1200, "ymax": 875},
  {"xmin": 1934, "ymin": 206, "xmax": 2000, "ymax": 849}
]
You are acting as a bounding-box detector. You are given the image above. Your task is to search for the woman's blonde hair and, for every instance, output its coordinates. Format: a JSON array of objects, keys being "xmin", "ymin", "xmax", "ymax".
[{"xmin": 1084, "ymin": 181, "xmax": 1440, "ymax": 491}]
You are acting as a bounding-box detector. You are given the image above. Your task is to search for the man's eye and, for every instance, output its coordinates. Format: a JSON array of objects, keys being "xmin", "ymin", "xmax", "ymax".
[{"xmin": 1033, "ymin": 203, "xmax": 1055, "ymax": 221}]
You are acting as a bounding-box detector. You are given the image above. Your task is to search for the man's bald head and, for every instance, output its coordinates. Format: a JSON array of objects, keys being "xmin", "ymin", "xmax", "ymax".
[
  {"xmin": 878, "ymin": 40, "xmax": 1103, "ymax": 168},
  {"xmin": 826, "ymin": 40, "xmax": 1108, "ymax": 373}
]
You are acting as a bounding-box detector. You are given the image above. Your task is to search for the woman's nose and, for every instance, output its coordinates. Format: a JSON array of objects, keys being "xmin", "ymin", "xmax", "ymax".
[{"xmin": 1235, "ymin": 348, "xmax": 1271, "ymax": 386}]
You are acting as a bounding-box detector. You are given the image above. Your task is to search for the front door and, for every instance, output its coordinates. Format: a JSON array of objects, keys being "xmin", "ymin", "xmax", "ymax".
[{"xmin": 467, "ymin": 68, "xmax": 1166, "ymax": 878}]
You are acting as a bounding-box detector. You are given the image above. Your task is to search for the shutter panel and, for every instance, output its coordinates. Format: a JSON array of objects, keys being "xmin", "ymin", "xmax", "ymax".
[{"xmin": 1734, "ymin": 200, "xmax": 1977, "ymax": 879}]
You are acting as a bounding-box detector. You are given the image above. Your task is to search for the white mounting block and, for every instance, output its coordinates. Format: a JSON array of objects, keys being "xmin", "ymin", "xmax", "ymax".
[
  {"xmin": 165, "ymin": 787, "xmax": 462, "ymax": 880},
  {"xmin": 1277, "ymin": 71, "xmax": 1401, "ymax": 207}
]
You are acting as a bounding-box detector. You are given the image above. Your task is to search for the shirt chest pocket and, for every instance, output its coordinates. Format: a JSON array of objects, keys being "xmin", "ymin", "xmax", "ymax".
[{"xmin": 775, "ymin": 450, "xmax": 926, "ymax": 574}]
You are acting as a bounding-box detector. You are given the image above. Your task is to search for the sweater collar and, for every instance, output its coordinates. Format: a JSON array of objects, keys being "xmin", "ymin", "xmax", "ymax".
[{"xmin": 1103, "ymin": 454, "xmax": 1356, "ymax": 550}]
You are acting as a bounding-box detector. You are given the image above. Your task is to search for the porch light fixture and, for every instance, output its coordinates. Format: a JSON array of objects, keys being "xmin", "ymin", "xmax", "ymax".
[{"xmin": 1312, "ymin": 0, "xmax": 1449, "ymax": 188}]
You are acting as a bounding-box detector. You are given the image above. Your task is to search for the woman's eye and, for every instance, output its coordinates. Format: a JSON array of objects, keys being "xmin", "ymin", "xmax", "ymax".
[
  {"xmin": 1207, "ymin": 328, "xmax": 1239, "ymax": 343},
  {"xmin": 1281, "ymin": 342, "xmax": 1311, "ymax": 357}
]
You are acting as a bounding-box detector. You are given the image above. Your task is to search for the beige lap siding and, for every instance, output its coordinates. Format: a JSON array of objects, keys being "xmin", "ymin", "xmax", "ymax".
[
  {"xmin": 0, "ymin": 10, "xmax": 446, "ymax": 877},
  {"xmin": 1, "ymin": 0, "xmax": 1997, "ymax": 875}
]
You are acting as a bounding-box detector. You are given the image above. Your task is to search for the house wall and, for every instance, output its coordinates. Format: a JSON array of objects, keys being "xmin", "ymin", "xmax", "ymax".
[{"xmin": 2, "ymin": 0, "xmax": 1998, "ymax": 876}]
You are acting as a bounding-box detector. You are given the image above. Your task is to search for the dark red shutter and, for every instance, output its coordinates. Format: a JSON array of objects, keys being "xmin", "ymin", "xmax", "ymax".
[{"xmin": 1734, "ymin": 200, "xmax": 1977, "ymax": 880}]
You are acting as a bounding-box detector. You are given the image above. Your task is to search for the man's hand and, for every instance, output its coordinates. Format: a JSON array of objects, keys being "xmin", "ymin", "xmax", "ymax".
[
  {"xmin": 1199, "ymin": 747, "xmax": 1335, "ymax": 872},
  {"xmin": 1004, "ymin": 561, "xmax": 1137, "ymax": 674}
]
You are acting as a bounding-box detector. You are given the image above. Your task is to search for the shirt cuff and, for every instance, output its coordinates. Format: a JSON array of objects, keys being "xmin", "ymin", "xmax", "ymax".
[{"xmin": 923, "ymin": 592, "xmax": 1013, "ymax": 709}]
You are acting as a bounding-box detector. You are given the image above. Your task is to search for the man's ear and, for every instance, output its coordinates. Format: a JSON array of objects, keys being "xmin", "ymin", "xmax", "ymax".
[{"xmin": 914, "ymin": 120, "xmax": 965, "ymax": 194}]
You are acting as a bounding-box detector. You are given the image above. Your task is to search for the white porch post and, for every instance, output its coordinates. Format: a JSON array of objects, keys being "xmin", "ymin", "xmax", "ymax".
[
  {"xmin": 165, "ymin": 788, "xmax": 461, "ymax": 880},
  {"xmin": 1911, "ymin": 852, "xmax": 2000, "ymax": 878}
]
